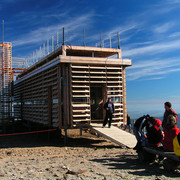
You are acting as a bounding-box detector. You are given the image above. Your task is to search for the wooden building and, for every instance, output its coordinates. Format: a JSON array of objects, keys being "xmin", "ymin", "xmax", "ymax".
[{"xmin": 14, "ymin": 45, "xmax": 131, "ymax": 129}]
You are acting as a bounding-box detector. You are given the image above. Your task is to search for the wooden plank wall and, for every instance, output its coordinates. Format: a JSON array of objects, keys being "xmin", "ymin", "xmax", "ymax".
[
  {"xmin": 14, "ymin": 63, "xmax": 126, "ymax": 128},
  {"xmin": 71, "ymin": 64, "xmax": 124, "ymax": 125},
  {"xmin": 14, "ymin": 65, "xmax": 60, "ymax": 127},
  {"xmin": 122, "ymin": 67, "xmax": 127, "ymax": 124}
]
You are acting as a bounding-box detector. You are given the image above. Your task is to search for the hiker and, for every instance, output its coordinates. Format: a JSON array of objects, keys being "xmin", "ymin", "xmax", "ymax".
[
  {"xmin": 163, "ymin": 115, "xmax": 180, "ymax": 152},
  {"xmin": 162, "ymin": 102, "xmax": 178, "ymax": 129},
  {"xmin": 124, "ymin": 114, "xmax": 131, "ymax": 132},
  {"xmin": 102, "ymin": 97, "xmax": 115, "ymax": 128},
  {"xmin": 146, "ymin": 117, "xmax": 163, "ymax": 148},
  {"xmin": 133, "ymin": 114, "xmax": 150, "ymax": 150},
  {"xmin": 173, "ymin": 132, "xmax": 180, "ymax": 156}
]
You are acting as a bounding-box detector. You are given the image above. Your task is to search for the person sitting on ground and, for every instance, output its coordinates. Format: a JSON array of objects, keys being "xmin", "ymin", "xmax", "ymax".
[
  {"xmin": 146, "ymin": 117, "xmax": 163, "ymax": 148},
  {"xmin": 133, "ymin": 114, "xmax": 150, "ymax": 150},
  {"xmin": 173, "ymin": 132, "xmax": 180, "ymax": 157},
  {"xmin": 163, "ymin": 115, "xmax": 180, "ymax": 152},
  {"xmin": 162, "ymin": 102, "xmax": 178, "ymax": 129}
]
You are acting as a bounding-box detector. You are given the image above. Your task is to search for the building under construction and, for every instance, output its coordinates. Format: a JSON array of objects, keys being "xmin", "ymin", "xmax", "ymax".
[
  {"xmin": 13, "ymin": 45, "xmax": 131, "ymax": 129},
  {"xmin": 0, "ymin": 41, "xmax": 13, "ymax": 125}
]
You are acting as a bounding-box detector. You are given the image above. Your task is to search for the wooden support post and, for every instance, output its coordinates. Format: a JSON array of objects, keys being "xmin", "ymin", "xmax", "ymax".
[
  {"xmin": 64, "ymin": 128, "xmax": 67, "ymax": 146},
  {"xmin": 122, "ymin": 67, "xmax": 127, "ymax": 125},
  {"xmin": 57, "ymin": 65, "xmax": 62, "ymax": 129},
  {"xmin": 62, "ymin": 45, "xmax": 66, "ymax": 56},
  {"xmin": 59, "ymin": 128, "xmax": 62, "ymax": 138},
  {"xmin": 80, "ymin": 128, "xmax": 82, "ymax": 136},
  {"xmin": 66, "ymin": 65, "xmax": 69, "ymax": 126},
  {"xmin": 63, "ymin": 65, "xmax": 69, "ymax": 126},
  {"xmin": 117, "ymin": 49, "xmax": 122, "ymax": 59},
  {"xmin": 69, "ymin": 65, "xmax": 73, "ymax": 127},
  {"xmin": 62, "ymin": 64, "xmax": 67, "ymax": 127},
  {"xmin": 97, "ymin": 133, "xmax": 100, "ymax": 138}
]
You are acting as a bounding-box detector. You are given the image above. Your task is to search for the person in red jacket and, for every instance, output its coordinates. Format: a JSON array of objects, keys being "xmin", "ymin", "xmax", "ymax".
[
  {"xmin": 162, "ymin": 102, "xmax": 178, "ymax": 129},
  {"xmin": 146, "ymin": 117, "xmax": 163, "ymax": 148},
  {"xmin": 163, "ymin": 115, "xmax": 180, "ymax": 151}
]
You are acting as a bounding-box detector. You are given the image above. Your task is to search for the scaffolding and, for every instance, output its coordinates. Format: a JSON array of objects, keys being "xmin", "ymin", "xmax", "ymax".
[{"xmin": 0, "ymin": 42, "xmax": 13, "ymax": 125}]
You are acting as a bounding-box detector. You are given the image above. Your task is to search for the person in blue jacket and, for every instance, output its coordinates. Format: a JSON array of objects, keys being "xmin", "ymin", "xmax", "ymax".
[{"xmin": 102, "ymin": 97, "xmax": 115, "ymax": 128}]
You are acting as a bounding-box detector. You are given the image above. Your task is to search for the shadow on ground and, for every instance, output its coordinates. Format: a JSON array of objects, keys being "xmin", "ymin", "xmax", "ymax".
[
  {"xmin": 90, "ymin": 154, "xmax": 180, "ymax": 178},
  {"xmin": 0, "ymin": 122, "xmax": 120, "ymax": 149}
]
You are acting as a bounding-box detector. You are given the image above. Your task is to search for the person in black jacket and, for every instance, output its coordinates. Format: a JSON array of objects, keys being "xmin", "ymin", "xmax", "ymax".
[
  {"xmin": 133, "ymin": 114, "xmax": 150, "ymax": 150},
  {"xmin": 102, "ymin": 97, "xmax": 115, "ymax": 128}
]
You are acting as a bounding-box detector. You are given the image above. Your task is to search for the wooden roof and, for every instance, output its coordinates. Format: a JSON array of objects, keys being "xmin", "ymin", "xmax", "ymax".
[
  {"xmin": 66, "ymin": 45, "xmax": 120, "ymax": 58},
  {"xmin": 17, "ymin": 45, "xmax": 131, "ymax": 78}
]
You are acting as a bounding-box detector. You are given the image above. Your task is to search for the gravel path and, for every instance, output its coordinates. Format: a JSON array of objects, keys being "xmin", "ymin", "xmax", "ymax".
[{"xmin": 0, "ymin": 128, "xmax": 179, "ymax": 179}]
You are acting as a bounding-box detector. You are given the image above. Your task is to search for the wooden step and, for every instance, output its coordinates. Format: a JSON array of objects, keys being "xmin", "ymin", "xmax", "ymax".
[
  {"xmin": 72, "ymin": 104, "xmax": 90, "ymax": 107},
  {"xmin": 73, "ymin": 114, "xmax": 90, "ymax": 117}
]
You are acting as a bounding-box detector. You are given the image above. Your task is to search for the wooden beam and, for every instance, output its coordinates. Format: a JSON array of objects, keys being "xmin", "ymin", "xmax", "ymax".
[
  {"xmin": 67, "ymin": 45, "xmax": 121, "ymax": 53},
  {"xmin": 57, "ymin": 65, "xmax": 62, "ymax": 129},
  {"xmin": 69, "ymin": 64, "xmax": 73, "ymax": 128},
  {"xmin": 143, "ymin": 147, "xmax": 180, "ymax": 162},
  {"xmin": 62, "ymin": 45, "xmax": 66, "ymax": 56},
  {"xmin": 122, "ymin": 67, "xmax": 127, "ymax": 125},
  {"xmin": 59, "ymin": 56, "xmax": 132, "ymax": 66}
]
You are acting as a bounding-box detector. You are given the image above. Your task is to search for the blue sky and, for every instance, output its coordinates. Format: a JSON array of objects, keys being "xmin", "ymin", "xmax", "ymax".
[{"xmin": 1, "ymin": 0, "xmax": 180, "ymax": 118}]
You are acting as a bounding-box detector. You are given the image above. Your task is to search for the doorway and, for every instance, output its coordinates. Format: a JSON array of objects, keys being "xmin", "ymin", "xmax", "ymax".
[{"xmin": 90, "ymin": 86, "xmax": 105, "ymax": 121}]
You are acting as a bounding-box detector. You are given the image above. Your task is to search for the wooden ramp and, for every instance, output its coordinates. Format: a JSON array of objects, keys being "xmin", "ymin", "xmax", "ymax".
[{"xmin": 89, "ymin": 123, "xmax": 137, "ymax": 148}]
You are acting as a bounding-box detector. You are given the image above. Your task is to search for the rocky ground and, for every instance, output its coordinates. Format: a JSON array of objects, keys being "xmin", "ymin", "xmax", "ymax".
[{"xmin": 0, "ymin": 126, "xmax": 179, "ymax": 180}]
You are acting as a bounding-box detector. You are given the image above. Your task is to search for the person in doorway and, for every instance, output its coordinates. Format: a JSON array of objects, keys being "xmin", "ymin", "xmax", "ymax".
[
  {"xmin": 102, "ymin": 97, "xmax": 115, "ymax": 128},
  {"xmin": 124, "ymin": 114, "xmax": 132, "ymax": 132},
  {"xmin": 162, "ymin": 102, "xmax": 178, "ymax": 129},
  {"xmin": 133, "ymin": 114, "xmax": 150, "ymax": 150}
]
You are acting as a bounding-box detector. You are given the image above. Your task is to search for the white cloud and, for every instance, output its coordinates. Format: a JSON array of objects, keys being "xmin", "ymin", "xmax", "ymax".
[
  {"xmin": 169, "ymin": 31, "xmax": 180, "ymax": 38},
  {"xmin": 145, "ymin": 0, "xmax": 180, "ymax": 15},
  {"xmin": 129, "ymin": 58, "xmax": 179, "ymax": 69},
  {"xmin": 13, "ymin": 12, "xmax": 94, "ymax": 47},
  {"xmin": 123, "ymin": 39, "xmax": 180, "ymax": 57},
  {"xmin": 154, "ymin": 22, "xmax": 175, "ymax": 34},
  {"xmin": 165, "ymin": 0, "xmax": 180, "ymax": 4},
  {"xmin": 170, "ymin": 95, "xmax": 180, "ymax": 99},
  {"xmin": 127, "ymin": 58, "xmax": 180, "ymax": 81},
  {"xmin": 85, "ymin": 22, "xmax": 139, "ymax": 45},
  {"xmin": 139, "ymin": 77, "xmax": 164, "ymax": 81},
  {"xmin": 127, "ymin": 67, "xmax": 180, "ymax": 81},
  {"xmin": 127, "ymin": 99, "xmax": 165, "ymax": 105}
]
